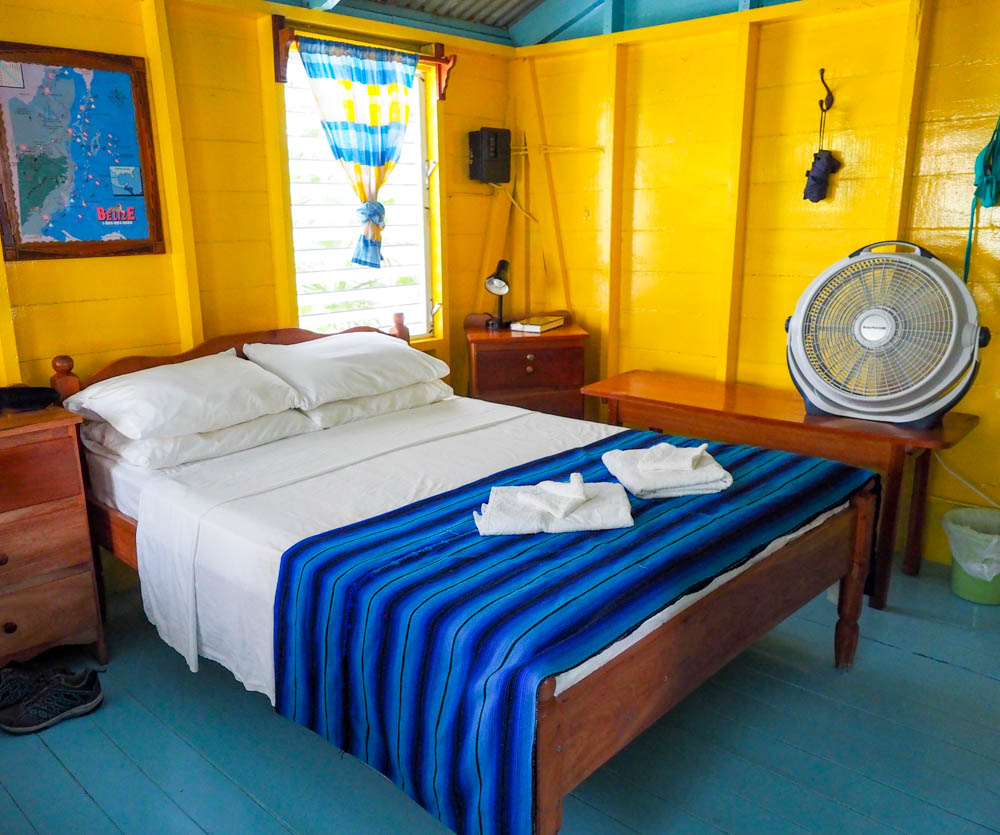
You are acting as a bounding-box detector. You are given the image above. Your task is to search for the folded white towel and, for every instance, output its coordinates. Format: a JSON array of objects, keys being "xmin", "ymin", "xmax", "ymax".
[
  {"xmin": 474, "ymin": 480, "xmax": 633, "ymax": 535},
  {"xmin": 603, "ymin": 447, "xmax": 733, "ymax": 499},
  {"xmin": 637, "ymin": 442, "xmax": 708, "ymax": 472},
  {"xmin": 518, "ymin": 472, "xmax": 587, "ymax": 518}
]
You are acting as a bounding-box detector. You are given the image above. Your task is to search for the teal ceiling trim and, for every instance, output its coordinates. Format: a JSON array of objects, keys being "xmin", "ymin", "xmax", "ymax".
[
  {"xmin": 603, "ymin": 0, "xmax": 624, "ymax": 34},
  {"xmin": 272, "ymin": 0, "xmax": 793, "ymax": 46},
  {"xmin": 302, "ymin": 0, "xmax": 514, "ymax": 45},
  {"xmin": 512, "ymin": 0, "xmax": 796, "ymax": 45}
]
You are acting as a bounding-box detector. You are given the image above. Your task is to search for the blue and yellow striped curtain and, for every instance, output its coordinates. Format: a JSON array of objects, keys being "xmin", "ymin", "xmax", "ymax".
[{"xmin": 297, "ymin": 37, "xmax": 418, "ymax": 268}]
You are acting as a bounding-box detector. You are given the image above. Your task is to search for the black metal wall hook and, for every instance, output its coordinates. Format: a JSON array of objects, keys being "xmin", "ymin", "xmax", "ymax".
[{"xmin": 818, "ymin": 68, "xmax": 834, "ymax": 113}]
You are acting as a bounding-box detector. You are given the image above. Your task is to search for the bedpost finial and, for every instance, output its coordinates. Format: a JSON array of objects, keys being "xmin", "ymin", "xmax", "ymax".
[
  {"xmin": 50, "ymin": 354, "xmax": 81, "ymax": 403},
  {"xmin": 52, "ymin": 355, "xmax": 74, "ymax": 374},
  {"xmin": 389, "ymin": 311, "xmax": 410, "ymax": 344}
]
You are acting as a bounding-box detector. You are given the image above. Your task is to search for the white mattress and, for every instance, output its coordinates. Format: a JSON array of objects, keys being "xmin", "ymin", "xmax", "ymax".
[{"xmin": 86, "ymin": 397, "xmax": 843, "ymax": 703}]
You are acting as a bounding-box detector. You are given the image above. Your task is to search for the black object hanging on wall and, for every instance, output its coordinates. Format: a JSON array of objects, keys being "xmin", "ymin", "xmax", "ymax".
[
  {"xmin": 469, "ymin": 127, "xmax": 511, "ymax": 183},
  {"xmin": 804, "ymin": 69, "xmax": 842, "ymax": 203}
]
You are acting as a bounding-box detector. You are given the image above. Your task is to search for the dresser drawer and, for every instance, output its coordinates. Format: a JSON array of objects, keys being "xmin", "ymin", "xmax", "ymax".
[
  {"xmin": 0, "ymin": 570, "xmax": 99, "ymax": 658},
  {"xmin": 0, "ymin": 497, "xmax": 93, "ymax": 588},
  {"xmin": 475, "ymin": 347, "xmax": 584, "ymax": 390},
  {"xmin": 0, "ymin": 436, "xmax": 81, "ymax": 514}
]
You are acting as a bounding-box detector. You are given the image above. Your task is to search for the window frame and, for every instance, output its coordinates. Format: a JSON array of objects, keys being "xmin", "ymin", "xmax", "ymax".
[{"xmin": 281, "ymin": 44, "xmax": 442, "ymax": 341}]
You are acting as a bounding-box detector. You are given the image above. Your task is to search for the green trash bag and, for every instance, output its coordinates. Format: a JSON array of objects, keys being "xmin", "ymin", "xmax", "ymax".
[{"xmin": 942, "ymin": 508, "xmax": 1000, "ymax": 605}]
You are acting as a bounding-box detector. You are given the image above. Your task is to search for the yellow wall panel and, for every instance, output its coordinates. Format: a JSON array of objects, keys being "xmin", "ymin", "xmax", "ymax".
[
  {"xmin": 3, "ymin": 0, "xmax": 997, "ymax": 567},
  {"xmin": 14, "ymin": 295, "xmax": 179, "ymax": 363},
  {"xmin": 902, "ymin": 0, "xmax": 1000, "ymax": 537},
  {"xmin": 1, "ymin": 0, "xmax": 179, "ymax": 385}
]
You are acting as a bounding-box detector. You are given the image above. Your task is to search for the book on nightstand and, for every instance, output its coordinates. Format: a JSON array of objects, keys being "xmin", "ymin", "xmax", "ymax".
[{"xmin": 509, "ymin": 315, "xmax": 565, "ymax": 333}]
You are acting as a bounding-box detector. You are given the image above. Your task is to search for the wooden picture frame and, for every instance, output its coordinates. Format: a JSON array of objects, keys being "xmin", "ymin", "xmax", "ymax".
[{"xmin": 0, "ymin": 41, "xmax": 164, "ymax": 260}]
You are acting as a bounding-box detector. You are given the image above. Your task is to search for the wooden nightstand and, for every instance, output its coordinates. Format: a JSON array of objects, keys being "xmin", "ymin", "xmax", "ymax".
[
  {"xmin": 465, "ymin": 313, "xmax": 588, "ymax": 419},
  {"xmin": 0, "ymin": 407, "xmax": 106, "ymax": 665}
]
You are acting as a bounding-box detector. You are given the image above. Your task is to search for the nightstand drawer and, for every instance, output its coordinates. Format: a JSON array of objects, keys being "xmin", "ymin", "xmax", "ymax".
[
  {"xmin": 0, "ymin": 436, "xmax": 81, "ymax": 513},
  {"xmin": 0, "ymin": 570, "xmax": 99, "ymax": 657},
  {"xmin": 479, "ymin": 389, "xmax": 584, "ymax": 419},
  {"xmin": 475, "ymin": 347, "xmax": 584, "ymax": 390},
  {"xmin": 0, "ymin": 497, "xmax": 93, "ymax": 588}
]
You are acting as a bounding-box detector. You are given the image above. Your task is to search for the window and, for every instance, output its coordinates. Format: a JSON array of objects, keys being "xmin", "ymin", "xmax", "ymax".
[{"xmin": 284, "ymin": 46, "xmax": 433, "ymax": 337}]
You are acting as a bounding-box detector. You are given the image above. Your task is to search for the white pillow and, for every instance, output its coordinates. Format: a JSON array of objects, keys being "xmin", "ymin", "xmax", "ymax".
[
  {"xmin": 303, "ymin": 380, "xmax": 453, "ymax": 429},
  {"xmin": 64, "ymin": 350, "xmax": 298, "ymax": 440},
  {"xmin": 243, "ymin": 332, "xmax": 450, "ymax": 410},
  {"xmin": 80, "ymin": 410, "xmax": 317, "ymax": 469}
]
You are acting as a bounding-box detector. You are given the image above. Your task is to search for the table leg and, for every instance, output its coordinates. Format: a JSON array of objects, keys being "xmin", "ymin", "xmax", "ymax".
[
  {"xmin": 869, "ymin": 446, "xmax": 905, "ymax": 610},
  {"xmin": 903, "ymin": 449, "xmax": 931, "ymax": 576},
  {"xmin": 607, "ymin": 399, "xmax": 622, "ymax": 427}
]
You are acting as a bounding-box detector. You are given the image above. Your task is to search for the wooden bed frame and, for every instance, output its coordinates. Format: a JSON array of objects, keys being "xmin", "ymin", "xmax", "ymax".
[{"xmin": 50, "ymin": 323, "xmax": 877, "ymax": 835}]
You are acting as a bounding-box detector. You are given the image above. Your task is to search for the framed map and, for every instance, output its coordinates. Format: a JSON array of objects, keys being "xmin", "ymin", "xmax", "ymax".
[{"xmin": 0, "ymin": 41, "xmax": 163, "ymax": 260}]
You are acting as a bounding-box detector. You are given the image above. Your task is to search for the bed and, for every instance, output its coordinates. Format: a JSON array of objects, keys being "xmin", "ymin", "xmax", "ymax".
[{"xmin": 50, "ymin": 325, "xmax": 877, "ymax": 835}]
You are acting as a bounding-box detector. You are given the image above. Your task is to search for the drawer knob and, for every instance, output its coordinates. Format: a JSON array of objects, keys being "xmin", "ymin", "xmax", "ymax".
[
  {"xmin": 2, "ymin": 622, "xmax": 16, "ymax": 635},
  {"xmin": 525, "ymin": 365, "xmax": 535, "ymax": 374},
  {"xmin": 526, "ymin": 353, "xmax": 536, "ymax": 361},
  {"xmin": 0, "ymin": 553, "xmax": 7, "ymax": 567}
]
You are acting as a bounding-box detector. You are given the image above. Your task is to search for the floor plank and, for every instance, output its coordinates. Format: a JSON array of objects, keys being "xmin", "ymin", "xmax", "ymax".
[
  {"xmin": 87, "ymin": 691, "xmax": 292, "ymax": 834},
  {"xmin": 0, "ymin": 781, "xmax": 39, "ymax": 835},
  {"xmin": 0, "ymin": 734, "xmax": 119, "ymax": 834},
  {"xmin": 5, "ymin": 564, "xmax": 1000, "ymax": 834},
  {"xmin": 40, "ymin": 716, "xmax": 206, "ymax": 835}
]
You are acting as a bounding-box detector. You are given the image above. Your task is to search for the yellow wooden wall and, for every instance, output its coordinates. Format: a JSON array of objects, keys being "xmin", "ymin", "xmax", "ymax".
[
  {"xmin": 0, "ymin": 0, "xmax": 511, "ymax": 391},
  {"xmin": 512, "ymin": 0, "xmax": 999, "ymax": 564},
  {"xmin": 2, "ymin": 0, "xmax": 996, "ymax": 565},
  {"xmin": 167, "ymin": 3, "xmax": 279, "ymax": 338},
  {"xmin": 0, "ymin": 0, "xmax": 182, "ymax": 386},
  {"xmin": 904, "ymin": 0, "xmax": 1000, "ymax": 562}
]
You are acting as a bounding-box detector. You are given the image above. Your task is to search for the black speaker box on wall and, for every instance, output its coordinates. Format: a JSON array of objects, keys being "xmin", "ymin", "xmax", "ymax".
[{"xmin": 468, "ymin": 127, "xmax": 511, "ymax": 184}]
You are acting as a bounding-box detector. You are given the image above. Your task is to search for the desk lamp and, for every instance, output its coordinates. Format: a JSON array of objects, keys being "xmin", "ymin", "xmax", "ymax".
[{"xmin": 484, "ymin": 260, "xmax": 510, "ymax": 330}]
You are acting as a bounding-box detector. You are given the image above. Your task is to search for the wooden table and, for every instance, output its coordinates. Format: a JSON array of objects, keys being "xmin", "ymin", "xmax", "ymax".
[{"xmin": 582, "ymin": 370, "xmax": 979, "ymax": 609}]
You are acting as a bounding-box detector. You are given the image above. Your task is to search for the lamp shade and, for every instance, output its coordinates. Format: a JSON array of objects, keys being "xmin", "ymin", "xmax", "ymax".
[{"xmin": 485, "ymin": 260, "xmax": 510, "ymax": 296}]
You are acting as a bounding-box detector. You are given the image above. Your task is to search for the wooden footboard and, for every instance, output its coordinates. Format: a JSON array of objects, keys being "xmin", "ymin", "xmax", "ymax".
[{"xmin": 534, "ymin": 480, "xmax": 877, "ymax": 833}]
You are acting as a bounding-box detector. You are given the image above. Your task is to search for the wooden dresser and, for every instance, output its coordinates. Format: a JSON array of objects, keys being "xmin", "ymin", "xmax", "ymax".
[
  {"xmin": 0, "ymin": 407, "xmax": 106, "ymax": 665},
  {"xmin": 465, "ymin": 315, "xmax": 588, "ymax": 419}
]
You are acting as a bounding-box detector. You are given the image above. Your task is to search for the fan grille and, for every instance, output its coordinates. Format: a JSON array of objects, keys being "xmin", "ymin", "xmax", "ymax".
[{"xmin": 802, "ymin": 257, "xmax": 954, "ymax": 398}]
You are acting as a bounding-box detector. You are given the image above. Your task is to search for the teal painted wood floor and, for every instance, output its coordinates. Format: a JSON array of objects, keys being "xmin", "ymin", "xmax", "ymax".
[{"xmin": 2, "ymin": 563, "xmax": 998, "ymax": 834}]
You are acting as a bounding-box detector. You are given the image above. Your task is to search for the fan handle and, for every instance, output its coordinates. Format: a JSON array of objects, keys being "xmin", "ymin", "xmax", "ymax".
[{"xmin": 850, "ymin": 240, "xmax": 937, "ymax": 259}]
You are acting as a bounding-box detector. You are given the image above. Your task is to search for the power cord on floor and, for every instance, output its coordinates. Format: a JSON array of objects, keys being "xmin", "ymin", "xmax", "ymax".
[{"xmin": 933, "ymin": 452, "xmax": 1000, "ymax": 508}]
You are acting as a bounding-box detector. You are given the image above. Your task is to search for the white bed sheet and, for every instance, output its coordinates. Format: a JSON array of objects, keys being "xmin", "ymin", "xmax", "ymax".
[
  {"xmin": 87, "ymin": 450, "xmax": 165, "ymax": 520},
  {"xmin": 87, "ymin": 397, "xmax": 843, "ymax": 704}
]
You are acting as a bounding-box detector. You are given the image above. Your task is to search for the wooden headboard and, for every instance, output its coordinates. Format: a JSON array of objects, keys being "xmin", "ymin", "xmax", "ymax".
[{"xmin": 50, "ymin": 319, "xmax": 410, "ymax": 402}]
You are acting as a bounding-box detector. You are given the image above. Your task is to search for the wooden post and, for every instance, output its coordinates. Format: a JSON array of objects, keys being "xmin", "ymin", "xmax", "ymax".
[
  {"xmin": 837, "ymin": 480, "xmax": 877, "ymax": 668},
  {"xmin": 140, "ymin": 0, "xmax": 204, "ymax": 349},
  {"xmin": 534, "ymin": 677, "xmax": 564, "ymax": 835},
  {"xmin": 903, "ymin": 449, "xmax": 931, "ymax": 575},
  {"xmin": 603, "ymin": 43, "xmax": 627, "ymax": 380},
  {"xmin": 885, "ymin": 0, "xmax": 932, "ymax": 240},
  {"xmin": 50, "ymin": 356, "xmax": 81, "ymax": 402},
  {"xmin": 519, "ymin": 58, "xmax": 572, "ymax": 311},
  {"xmin": 716, "ymin": 21, "xmax": 759, "ymax": 383},
  {"xmin": 0, "ymin": 257, "xmax": 19, "ymax": 385},
  {"xmin": 257, "ymin": 13, "xmax": 299, "ymax": 329}
]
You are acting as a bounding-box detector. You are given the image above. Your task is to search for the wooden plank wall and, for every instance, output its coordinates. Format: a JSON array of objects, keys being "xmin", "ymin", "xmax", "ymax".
[
  {"xmin": 0, "ymin": 0, "xmax": 511, "ymax": 389},
  {"xmin": 0, "ymin": 0, "xmax": 183, "ymax": 385},
  {"xmin": 512, "ymin": 0, "xmax": 1000, "ymax": 562}
]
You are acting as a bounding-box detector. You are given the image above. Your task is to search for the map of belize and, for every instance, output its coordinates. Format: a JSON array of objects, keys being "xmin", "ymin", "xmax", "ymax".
[{"xmin": 0, "ymin": 60, "xmax": 149, "ymax": 243}]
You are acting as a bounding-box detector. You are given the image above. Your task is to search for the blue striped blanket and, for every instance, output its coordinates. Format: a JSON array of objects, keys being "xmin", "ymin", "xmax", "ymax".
[{"xmin": 274, "ymin": 431, "xmax": 873, "ymax": 834}]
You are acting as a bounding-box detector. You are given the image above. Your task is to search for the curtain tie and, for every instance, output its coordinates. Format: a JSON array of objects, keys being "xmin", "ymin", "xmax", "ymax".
[{"xmin": 357, "ymin": 200, "xmax": 386, "ymax": 229}]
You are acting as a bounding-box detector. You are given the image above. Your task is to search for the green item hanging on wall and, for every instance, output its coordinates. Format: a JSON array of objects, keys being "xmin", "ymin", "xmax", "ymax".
[{"xmin": 964, "ymin": 112, "xmax": 1000, "ymax": 282}]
